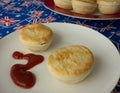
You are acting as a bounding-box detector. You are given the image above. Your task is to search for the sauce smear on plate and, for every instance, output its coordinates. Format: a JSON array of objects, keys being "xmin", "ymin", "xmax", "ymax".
[{"xmin": 10, "ymin": 51, "xmax": 44, "ymax": 89}]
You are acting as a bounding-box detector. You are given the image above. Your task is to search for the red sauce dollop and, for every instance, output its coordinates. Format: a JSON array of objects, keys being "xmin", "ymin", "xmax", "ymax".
[{"xmin": 10, "ymin": 51, "xmax": 44, "ymax": 89}]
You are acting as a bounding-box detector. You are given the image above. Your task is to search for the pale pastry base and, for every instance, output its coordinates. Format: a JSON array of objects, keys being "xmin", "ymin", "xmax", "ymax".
[
  {"xmin": 72, "ymin": 0, "xmax": 97, "ymax": 14},
  {"xmin": 20, "ymin": 38, "xmax": 53, "ymax": 52},
  {"xmin": 49, "ymin": 65, "xmax": 94, "ymax": 84},
  {"xmin": 98, "ymin": 5, "xmax": 120, "ymax": 14},
  {"xmin": 54, "ymin": 0, "xmax": 72, "ymax": 9}
]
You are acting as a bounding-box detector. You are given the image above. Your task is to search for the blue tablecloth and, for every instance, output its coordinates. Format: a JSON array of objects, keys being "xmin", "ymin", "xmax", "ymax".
[{"xmin": 0, "ymin": 0, "xmax": 120, "ymax": 92}]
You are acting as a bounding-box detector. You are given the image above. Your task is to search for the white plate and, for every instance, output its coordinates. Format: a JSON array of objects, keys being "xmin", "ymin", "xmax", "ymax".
[{"xmin": 0, "ymin": 23, "xmax": 120, "ymax": 93}]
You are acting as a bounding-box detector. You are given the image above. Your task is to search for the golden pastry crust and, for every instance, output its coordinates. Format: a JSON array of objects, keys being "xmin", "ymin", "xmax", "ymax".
[
  {"xmin": 20, "ymin": 23, "xmax": 53, "ymax": 44},
  {"xmin": 48, "ymin": 45, "xmax": 94, "ymax": 77},
  {"xmin": 54, "ymin": 0, "xmax": 72, "ymax": 9},
  {"xmin": 97, "ymin": 0, "xmax": 120, "ymax": 4},
  {"xmin": 75, "ymin": 0, "xmax": 97, "ymax": 4}
]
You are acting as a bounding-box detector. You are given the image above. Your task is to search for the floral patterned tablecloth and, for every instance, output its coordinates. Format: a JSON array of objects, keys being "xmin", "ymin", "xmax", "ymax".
[{"xmin": 0, "ymin": 0, "xmax": 120, "ymax": 93}]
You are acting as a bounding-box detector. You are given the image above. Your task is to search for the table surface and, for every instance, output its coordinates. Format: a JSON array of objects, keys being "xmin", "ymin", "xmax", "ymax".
[{"xmin": 0, "ymin": 0, "xmax": 120, "ymax": 93}]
